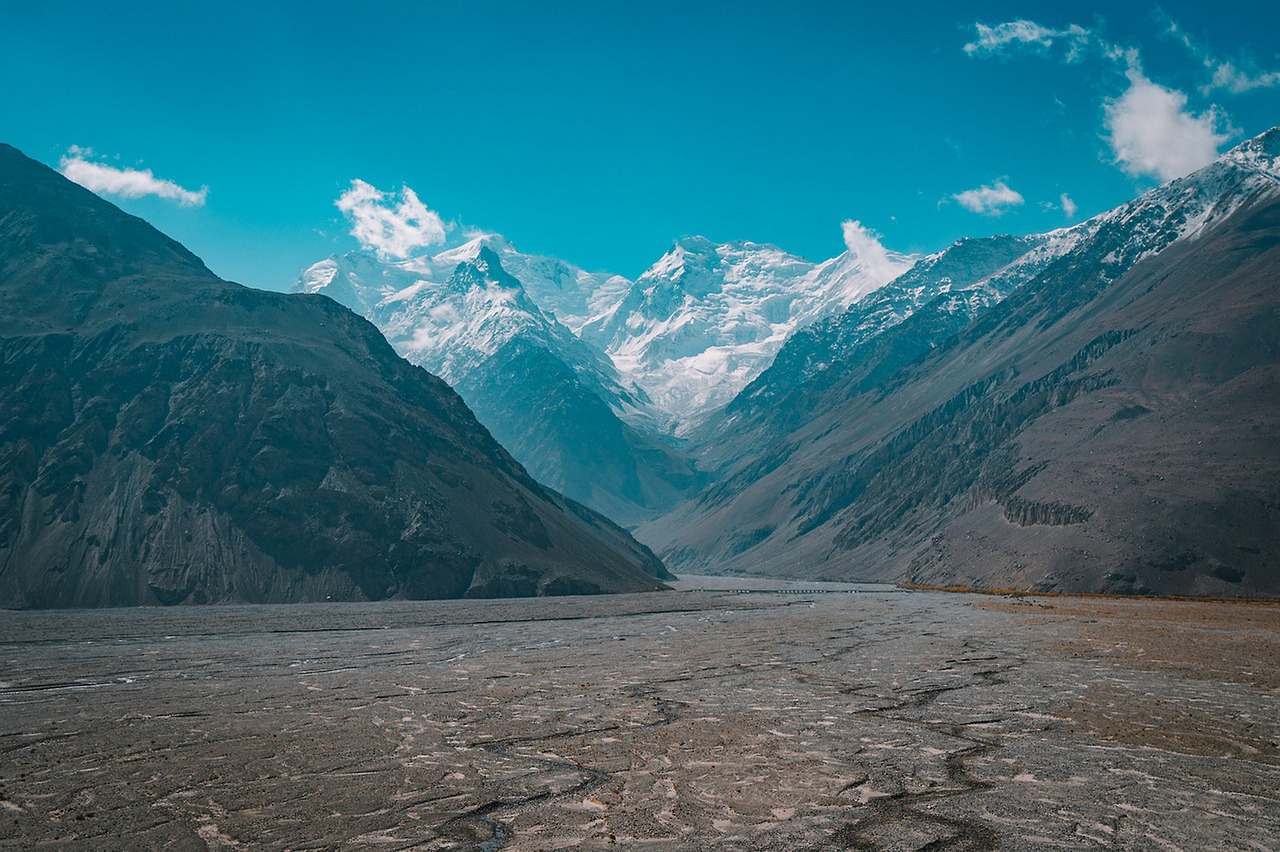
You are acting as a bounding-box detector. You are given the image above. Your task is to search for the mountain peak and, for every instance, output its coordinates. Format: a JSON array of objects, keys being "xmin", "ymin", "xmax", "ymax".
[
  {"xmin": 459, "ymin": 231, "xmax": 514, "ymax": 254},
  {"xmin": 453, "ymin": 246, "xmax": 529, "ymax": 300},
  {"xmin": 0, "ymin": 143, "xmax": 218, "ymax": 336},
  {"xmin": 474, "ymin": 243, "xmax": 503, "ymax": 268},
  {"xmin": 672, "ymin": 235, "xmax": 716, "ymax": 252},
  {"xmin": 1221, "ymin": 126, "xmax": 1280, "ymax": 176}
]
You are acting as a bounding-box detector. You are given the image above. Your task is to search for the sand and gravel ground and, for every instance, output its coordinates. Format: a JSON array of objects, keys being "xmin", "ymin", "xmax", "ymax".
[{"xmin": 1, "ymin": 578, "xmax": 1276, "ymax": 850}]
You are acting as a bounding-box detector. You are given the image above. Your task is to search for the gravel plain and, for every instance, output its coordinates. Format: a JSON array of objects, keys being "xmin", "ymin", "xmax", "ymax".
[{"xmin": 1, "ymin": 577, "xmax": 1277, "ymax": 850}]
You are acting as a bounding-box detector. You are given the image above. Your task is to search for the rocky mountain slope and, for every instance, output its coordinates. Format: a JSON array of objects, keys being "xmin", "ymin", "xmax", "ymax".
[
  {"xmin": 0, "ymin": 144, "xmax": 669, "ymax": 608},
  {"xmin": 692, "ymin": 233, "xmax": 1048, "ymax": 472},
  {"xmin": 645, "ymin": 130, "xmax": 1280, "ymax": 597}
]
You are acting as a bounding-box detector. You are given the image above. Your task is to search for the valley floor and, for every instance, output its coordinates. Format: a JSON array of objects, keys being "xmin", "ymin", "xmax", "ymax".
[{"xmin": 1, "ymin": 580, "xmax": 1277, "ymax": 850}]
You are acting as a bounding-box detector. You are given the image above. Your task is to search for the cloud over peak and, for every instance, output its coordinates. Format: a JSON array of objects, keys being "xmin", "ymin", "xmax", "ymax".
[
  {"xmin": 952, "ymin": 181, "xmax": 1025, "ymax": 216},
  {"xmin": 58, "ymin": 148, "xmax": 207, "ymax": 207},
  {"xmin": 1104, "ymin": 61, "xmax": 1231, "ymax": 181},
  {"xmin": 840, "ymin": 220, "xmax": 912, "ymax": 287},
  {"xmin": 336, "ymin": 180, "xmax": 447, "ymax": 259}
]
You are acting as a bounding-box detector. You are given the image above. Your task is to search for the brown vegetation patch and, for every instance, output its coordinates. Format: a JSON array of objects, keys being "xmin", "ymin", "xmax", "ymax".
[
  {"xmin": 1062, "ymin": 683, "xmax": 1280, "ymax": 765},
  {"xmin": 975, "ymin": 596, "xmax": 1280, "ymax": 689}
]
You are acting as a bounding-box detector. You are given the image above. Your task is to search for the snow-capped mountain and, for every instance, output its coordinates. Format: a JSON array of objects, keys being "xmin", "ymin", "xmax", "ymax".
[
  {"xmin": 476, "ymin": 236, "xmax": 632, "ymax": 336},
  {"xmin": 726, "ymin": 234, "xmax": 1048, "ymax": 419},
  {"xmin": 643, "ymin": 128, "xmax": 1280, "ymax": 598},
  {"xmin": 581, "ymin": 235, "xmax": 918, "ymax": 429},
  {"xmin": 299, "ymin": 231, "xmax": 627, "ymax": 346},
  {"xmin": 301, "ymin": 244, "xmax": 629, "ymax": 409},
  {"xmin": 296, "ymin": 240, "xmax": 695, "ymax": 526},
  {"xmin": 716, "ymin": 130, "xmax": 1280, "ymax": 444},
  {"xmin": 295, "ymin": 226, "xmax": 919, "ymax": 519}
]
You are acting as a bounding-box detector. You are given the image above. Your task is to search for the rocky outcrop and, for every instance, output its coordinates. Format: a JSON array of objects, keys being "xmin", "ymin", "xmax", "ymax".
[{"xmin": 0, "ymin": 143, "xmax": 668, "ymax": 608}]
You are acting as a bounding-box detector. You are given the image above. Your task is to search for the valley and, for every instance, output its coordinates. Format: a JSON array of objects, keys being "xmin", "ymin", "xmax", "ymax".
[
  {"xmin": 4, "ymin": 127, "xmax": 1279, "ymax": 604},
  {"xmin": 2, "ymin": 579, "xmax": 1276, "ymax": 848},
  {"xmin": 4, "ymin": 8, "xmax": 1278, "ymax": 851}
]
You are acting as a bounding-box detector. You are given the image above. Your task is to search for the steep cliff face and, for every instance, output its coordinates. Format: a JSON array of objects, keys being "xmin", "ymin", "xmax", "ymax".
[
  {"xmin": 645, "ymin": 131, "xmax": 1280, "ymax": 598},
  {"xmin": 0, "ymin": 144, "xmax": 668, "ymax": 608}
]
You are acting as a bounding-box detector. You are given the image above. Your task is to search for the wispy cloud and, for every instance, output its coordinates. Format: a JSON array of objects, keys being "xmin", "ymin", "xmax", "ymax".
[
  {"xmin": 58, "ymin": 147, "xmax": 207, "ymax": 206},
  {"xmin": 336, "ymin": 180, "xmax": 447, "ymax": 259},
  {"xmin": 1060, "ymin": 193, "xmax": 1078, "ymax": 219},
  {"xmin": 1206, "ymin": 63, "xmax": 1280, "ymax": 94},
  {"xmin": 1104, "ymin": 57, "xmax": 1231, "ymax": 181},
  {"xmin": 964, "ymin": 19, "xmax": 1092, "ymax": 61},
  {"xmin": 840, "ymin": 220, "xmax": 912, "ymax": 286},
  {"xmin": 1164, "ymin": 18, "xmax": 1280, "ymax": 94},
  {"xmin": 952, "ymin": 181, "xmax": 1024, "ymax": 216}
]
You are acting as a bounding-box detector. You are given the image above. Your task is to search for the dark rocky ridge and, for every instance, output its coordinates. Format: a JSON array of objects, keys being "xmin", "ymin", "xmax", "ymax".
[
  {"xmin": 645, "ymin": 132, "xmax": 1280, "ymax": 597},
  {"xmin": 0, "ymin": 143, "xmax": 668, "ymax": 608}
]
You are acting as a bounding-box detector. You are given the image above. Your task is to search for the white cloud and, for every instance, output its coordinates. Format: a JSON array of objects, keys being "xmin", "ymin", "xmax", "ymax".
[
  {"xmin": 1104, "ymin": 61, "xmax": 1230, "ymax": 181},
  {"xmin": 840, "ymin": 220, "xmax": 912, "ymax": 286},
  {"xmin": 58, "ymin": 149, "xmax": 207, "ymax": 206},
  {"xmin": 336, "ymin": 180, "xmax": 447, "ymax": 259},
  {"xmin": 1060, "ymin": 193, "xmax": 1078, "ymax": 218},
  {"xmin": 964, "ymin": 20, "xmax": 1091, "ymax": 61},
  {"xmin": 952, "ymin": 181, "xmax": 1025, "ymax": 216}
]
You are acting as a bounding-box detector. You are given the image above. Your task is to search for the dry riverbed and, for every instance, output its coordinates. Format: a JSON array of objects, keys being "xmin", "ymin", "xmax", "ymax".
[{"xmin": 1, "ymin": 577, "xmax": 1277, "ymax": 850}]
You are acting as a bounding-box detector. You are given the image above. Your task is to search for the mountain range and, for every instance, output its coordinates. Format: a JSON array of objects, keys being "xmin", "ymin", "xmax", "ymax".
[
  {"xmin": 646, "ymin": 130, "xmax": 1280, "ymax": 597},
  {"xmin": 297, "ymin": 236, "xmax": 698, "ymax": 525},
  {"xmin": 0, "ymin": 144, "xmax": 668, "ymax": 607},
  {"xmin": 4, "ymin": 127, "xmax": 1277, "ymax": 607},
  {"xmin": 297, "ymin": 221, "xmax": 914, "ymax": 523},
  {"xmin": 294, "ymin": 130, "xmax": 1280, "ymax": 597}
]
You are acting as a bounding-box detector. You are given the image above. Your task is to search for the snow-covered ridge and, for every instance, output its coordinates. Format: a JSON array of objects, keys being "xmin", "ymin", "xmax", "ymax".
[
  {"xmin": 731, "ymin": 128, "xmax": 1280, "ymax": 413},
  {"xmin": 581, "ymin": 236, "xmax": 918, "ymax": 428},
  {"xmin": 296, "ymin": 127, "xmax": 1280, "ymax": 437},
  {"xmin": 902, "ymin": 129, "xmax": 1280, "ymax": 315},
  {"xmin": 297, "ymin": 240, "xmax": 664, "ymax": 434},
  {"xmin": 298, "ymin": 228, "xmax": 919, "ymax": 431},
  {"xmin": 298, "ymin": 231, "xmax": 629, "ymax": 336},
  {"xmin": 1222, "ymin": 126, "xmax": 1280, "ymax": 179},
  {"xmin": 1090, "ymin": 129, "xmax": 1280, "ymax": 270}
]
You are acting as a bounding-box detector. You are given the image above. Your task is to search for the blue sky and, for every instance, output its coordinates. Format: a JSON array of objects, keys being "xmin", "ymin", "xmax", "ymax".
[{"xmin": 3, "ymin": 1, "xmax": 1278, "ymax": 289}]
